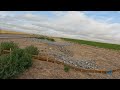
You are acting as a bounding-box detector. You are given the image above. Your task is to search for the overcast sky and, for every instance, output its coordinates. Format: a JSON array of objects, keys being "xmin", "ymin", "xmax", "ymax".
[{"xmin": 0, "ymin": 11, "xmax": 120, "ymax": 44}]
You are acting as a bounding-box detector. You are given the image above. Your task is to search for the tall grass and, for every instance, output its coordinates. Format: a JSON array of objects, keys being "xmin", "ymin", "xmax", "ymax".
[{"xmin": 61, "ymin": 38, "xmax": 120, "ymax": 50}]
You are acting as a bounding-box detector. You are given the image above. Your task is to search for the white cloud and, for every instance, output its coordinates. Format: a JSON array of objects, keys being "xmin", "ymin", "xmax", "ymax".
[
  {"xmin": 1, "ymin": 11, "xmax": 120, "ymax": 44},
  {"xmin": 52, "ymin": 11, "xmax": 67, "ymax": 17},
  {"xmin": 14, "ymin": 13, "xmax": 49, "ymax": 22}
]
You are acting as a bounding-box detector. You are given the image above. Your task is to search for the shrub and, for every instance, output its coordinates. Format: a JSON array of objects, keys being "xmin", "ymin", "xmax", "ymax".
[
  {"xmin": 11, "ymin": 49, "xmax": 32, "ymax": 69},
  {"xmin": 47, "ymin": 38, "xmax": 55, "ymax": 42},
  {"xmin": 37, "ymin": 36, "xmax": 45, "ymax": 39},
  {"xmin": 64, "ymin": 65, "xmax": 70, "ymax": 72},
  {"xmin": 0, "ymin": 41, "xmax": 18, "ymax": 51},
  {"xmin": 0, "ymin": 48, "xmax": 32, "ymax": 79},
  {"xmin": 35, "ymin": 36, "xmax": 55, "ymax": 42},
  {"xmin": 24, "ymin": 45, "xmax": 39, "ymax": 55}
]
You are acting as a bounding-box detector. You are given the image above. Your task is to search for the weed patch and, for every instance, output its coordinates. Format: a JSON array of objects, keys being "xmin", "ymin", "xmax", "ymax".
[{"xmin": 64, "ymin": 65, "xmax": 70, "ymax": 72}]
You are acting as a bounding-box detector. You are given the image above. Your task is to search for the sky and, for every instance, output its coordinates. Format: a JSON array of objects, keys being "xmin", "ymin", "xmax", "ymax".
[{"xmin": 0, "ymin": 11, "xmax": 120, "ymax": 44}]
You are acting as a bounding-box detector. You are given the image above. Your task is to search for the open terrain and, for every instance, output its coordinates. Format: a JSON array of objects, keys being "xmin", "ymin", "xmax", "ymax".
[{"xmin": 0, "ymin": 32, "xmax": 120, "ymax": 79}]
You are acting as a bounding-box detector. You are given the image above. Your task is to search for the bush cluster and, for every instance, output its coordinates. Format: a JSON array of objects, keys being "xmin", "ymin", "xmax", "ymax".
[
  {"xmin": 36, "ymin": 36, "xmax": 55, "ymax": 42},
  {"xmin": 24, "ymin": 45, "xmax": 39, "ymax": 55},
  {"xmin": 0, "ymin": 42, "xmax": 39, "ymax": 79}
]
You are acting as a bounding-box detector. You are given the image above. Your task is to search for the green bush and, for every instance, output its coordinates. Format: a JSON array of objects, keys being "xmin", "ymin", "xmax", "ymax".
[
  {"xmin": 0, "ymin": 48, "xmax": 32, "ymax": 79},
  {"xmin": 11, "ymin": 49, "xmax": 32, "ymax": 69},
  {"xmin": 0, "ymin": 41, "xmax": 18, "ymax": 51},
  {"xmin": 47, "ymin": 38, "xmax": 55, "ymax": 42},
  {"xmin": 24, "ymin": 45, "xmax": 39, "ymax": 55},
  {"xmin": 35, "ymin": 36, "xmax": 55, "ymax": 42},
  {"xmin": 37, "ymin": 36, "xmax": 45, "ymax": 39},
  {"xmin": 64, "ymin": 65, "xmax": 70, "ymax": 72}
]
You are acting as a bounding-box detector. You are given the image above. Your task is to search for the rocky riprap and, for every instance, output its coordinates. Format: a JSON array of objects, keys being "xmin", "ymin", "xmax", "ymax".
[
  {"xmin": 26, "ymin": 38, "xmax": 74, "ymax": 46},
  {"xmin": 73, "ymin": 60, "xmax": 98, "ymax": 69},
  {"xmin": 26, "ymin": 38, "xmax": 99, "ymax": 70},
  {"xmin": 26, "ymin": 38, "xmax": 74, "ymax": 56},
  {"xmin": 59, "ymin": 58, "xmax": 98, "ymax": 70},
  {"xmin": 40, "ymin": 50, "xmax": 99, "ymax": 70}
]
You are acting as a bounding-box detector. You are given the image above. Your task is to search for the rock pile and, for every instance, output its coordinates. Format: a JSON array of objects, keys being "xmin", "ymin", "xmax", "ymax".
[{"xmin": 26, "ymin": 37, "xmax": 99, "ymax": 70}]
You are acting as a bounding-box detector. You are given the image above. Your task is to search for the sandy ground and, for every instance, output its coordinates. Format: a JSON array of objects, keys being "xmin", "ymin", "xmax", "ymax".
[{"xmin": 0, "ymin": 37, "xmax": 120, "ymax": 79}]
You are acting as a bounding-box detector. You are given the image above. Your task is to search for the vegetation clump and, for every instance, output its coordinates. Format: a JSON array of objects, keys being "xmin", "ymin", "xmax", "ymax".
[
  {"xmin": 24, "ymin": 45, "xmax": 39, "ymax": 55},
  {"xmin": 0, "ymin": 41, "xmax": 18, "ymax": 51},
  {"xmin": 64, "ymin": 65, "xmax": 70, "ymax": 72},
  {"xmin": 0, "ymin": 48, "xmax": 32, "ymax": 79},
  {"xmin": 36, "ymin": 36, "xmax": 55, "ymax": 42},
  {"xmin": 0, "ymin": 41, "xmax": 39, "ymax": 79}
]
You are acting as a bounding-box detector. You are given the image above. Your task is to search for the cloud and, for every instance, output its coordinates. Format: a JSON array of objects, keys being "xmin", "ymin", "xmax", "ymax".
[
  {"xmin": 0, "ymin": 11, "xmax": 12, "ymax": 16},
  {"xmin": 52, "ymin": 11, "xmax": 68, "ymax": 17},
  {"xmin": 0, "ymin": 11, "xmax": 120, "ymax": 44},
  {"xmin": 51, "ymin": 11, "xmax": 120, "ymax": 43}
]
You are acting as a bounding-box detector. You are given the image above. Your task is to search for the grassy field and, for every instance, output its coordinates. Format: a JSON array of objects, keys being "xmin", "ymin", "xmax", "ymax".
[{"xmin": 61, "ymin": 38, "xmax": 120, "ymax": 50}]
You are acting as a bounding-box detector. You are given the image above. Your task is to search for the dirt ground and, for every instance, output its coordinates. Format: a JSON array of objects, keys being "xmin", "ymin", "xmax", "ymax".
[{"xmin": 0, "ymin": 37, "xmax": 120, "ymax": 79}]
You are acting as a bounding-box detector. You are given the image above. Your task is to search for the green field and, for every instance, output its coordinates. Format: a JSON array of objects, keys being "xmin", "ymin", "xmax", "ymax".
[{"xmin": 61, "ymin": 38, "xmax": 120, "ymax": 50}]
